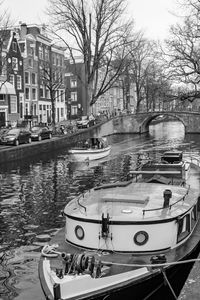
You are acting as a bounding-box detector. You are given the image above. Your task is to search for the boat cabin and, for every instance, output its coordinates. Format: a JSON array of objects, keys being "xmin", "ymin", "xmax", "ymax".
[
  {"xmin": 132, "ymin": 151, "xmax": 188, "ymax": 185},
  {"xmin": 161, "ymin": 151, "xmax": 183, "ymax": 164}
]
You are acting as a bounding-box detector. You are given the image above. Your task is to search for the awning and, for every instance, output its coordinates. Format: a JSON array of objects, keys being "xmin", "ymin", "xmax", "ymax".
[{"xmin": 0, "ymin": 82, "xmax": 16, "ymax": 94}]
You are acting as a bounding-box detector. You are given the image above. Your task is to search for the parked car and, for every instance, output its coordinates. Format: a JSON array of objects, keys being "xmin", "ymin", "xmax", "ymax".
[
  {"xmin": 1, "ymin": 128, "xmax": 31, "ymax": 146},
  {"xmin": 31, "ymin": 126, "xmax": 52, "ymax": 141},
  {"xmin": 77, "ymin": 115, "xmax": 96, "ymax": 129}
]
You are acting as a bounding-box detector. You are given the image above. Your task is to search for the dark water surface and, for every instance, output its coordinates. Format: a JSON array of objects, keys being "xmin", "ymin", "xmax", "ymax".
[{"xmin": 0, "ymin": 121, "xmax": 200, "ymax": 300}]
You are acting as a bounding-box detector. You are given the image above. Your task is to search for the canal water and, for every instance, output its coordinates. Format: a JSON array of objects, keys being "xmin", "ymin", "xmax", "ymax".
[{"xmin": 0, "ymin": 120, "xmax": 200, "ymax": 300}]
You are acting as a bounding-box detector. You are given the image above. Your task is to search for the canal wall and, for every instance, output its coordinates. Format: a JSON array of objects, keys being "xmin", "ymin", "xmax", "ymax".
[
  {"xmin": 178, "ymin": 252, "xmax": 200, "ymax": 299},
  {"xmin": 0, "ymin": 129, "xmax": 97, "ymax": 164},
  {"xmin": 0, "ymin": 117, "xmax": 142, "ymax": 165}
]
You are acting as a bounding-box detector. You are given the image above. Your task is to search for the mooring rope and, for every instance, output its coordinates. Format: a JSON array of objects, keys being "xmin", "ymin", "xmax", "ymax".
[
  {"xmin": 161, "ymin": 269, "xmax": 178, "ymax": 299},
  {"xmin": 101, "ymin": 258, "xmax": 200, "ymax": 268},
  {"xmin": 41, "ymin": 244, "xmax": 200, "ymax": 269}
]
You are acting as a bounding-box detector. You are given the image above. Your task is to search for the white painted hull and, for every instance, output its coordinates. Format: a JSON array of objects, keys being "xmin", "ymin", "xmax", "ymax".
[
  {"xmin": 39, "ymin": 151, "xmax": 200, "ymax": 300},
  {"xmin": 68, "ymin": 145, "xmax": 111, "ymax": 161}
]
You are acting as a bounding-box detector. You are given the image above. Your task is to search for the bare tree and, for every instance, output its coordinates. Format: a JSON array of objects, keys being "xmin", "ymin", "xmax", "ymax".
[
  {"xmin": 47, "ymin": 0, "xmax": 134, "ymax": 113},
  {"xmin": 164, "ymin": 0, "xmax": 200, "ymax": 101},
  {"xmin": 0, "ymin": 3, "xmax": 13, "ymax": 90},
  {"xmin": 144, "ymin": 63, "xmax": 172, "ymax": 112},
  {"xmin": 39, "ymin": 59, "xmax": 65, "ymax": 127},
  {"xmin": 128, "ymin": 36, "xmax": 157, "ymax": 112}
]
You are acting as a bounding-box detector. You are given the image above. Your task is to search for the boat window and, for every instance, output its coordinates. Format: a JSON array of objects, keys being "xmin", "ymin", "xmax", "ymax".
[
  {"xmin": 177, "ymin": 214, "xmax": 190, "ymax": 243},
  {"xmin": 191, "ymin": 205, "xmax": 197, "ymax": 229},
  {"xmin": 134, "ymin": 231, "xmax": 149, "ymax": 246},
  {"xmin": 75, "ymin": 225, "xmax": 85, "ymax": 240}
]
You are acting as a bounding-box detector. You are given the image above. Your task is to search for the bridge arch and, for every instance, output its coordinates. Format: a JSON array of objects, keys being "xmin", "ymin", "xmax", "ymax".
[{"xmin": 140, "ymin": 113, "xmax": 187, "ymax": 133}]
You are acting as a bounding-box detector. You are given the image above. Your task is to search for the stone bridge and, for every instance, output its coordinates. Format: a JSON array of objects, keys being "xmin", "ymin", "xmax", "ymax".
[
  {"xmin": 1, "ymin": 110, "xmax": 199, "ymax": 164},
  {"xmin": 89, "ymin": 110, "xmax": 200, "ymax": 137}
]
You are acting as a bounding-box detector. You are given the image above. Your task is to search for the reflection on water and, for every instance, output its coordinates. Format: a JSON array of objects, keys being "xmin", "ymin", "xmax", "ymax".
[{"xmin": 0, "ymin": 120, "xmax": 200, "ymax": 299}]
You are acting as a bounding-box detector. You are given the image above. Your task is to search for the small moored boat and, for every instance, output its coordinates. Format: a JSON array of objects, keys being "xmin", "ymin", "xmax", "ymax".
[
  {"xmin": 68, "ymin": 137, "xmax": 111, "ymax": 161},
  {"xmin": 39, "ymin": 151, "xmax": 200, "ymax": 300}
]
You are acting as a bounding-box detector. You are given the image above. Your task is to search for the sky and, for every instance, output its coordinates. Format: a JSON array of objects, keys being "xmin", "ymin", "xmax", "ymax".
[{"xmin": 2, "ymin": 0, "xmax": 179, "ymax": 40}]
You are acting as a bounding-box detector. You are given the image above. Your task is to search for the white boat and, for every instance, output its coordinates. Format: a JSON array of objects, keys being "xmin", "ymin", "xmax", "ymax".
[
  {"xmin": 68, "ymin": 137, "xmax": 111, "ymax": 161},
  {"xmin": 39, "ymin": 151, "xmax": 200, "ymax": 300}
]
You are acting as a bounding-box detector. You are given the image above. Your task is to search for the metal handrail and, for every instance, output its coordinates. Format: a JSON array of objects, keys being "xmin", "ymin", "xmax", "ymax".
[
  {"xmin": 77, "ymin": 194, "xmax": 87, "ymax": 213},
  {"xmin": 142, "ymin": 185, "xmax": 190, "ymax": 216}
]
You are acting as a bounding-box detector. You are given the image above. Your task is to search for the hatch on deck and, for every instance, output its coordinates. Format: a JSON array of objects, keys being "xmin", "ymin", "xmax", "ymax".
[{"xmin": 101, "ymin": 194, "xmax": 149, "ymax": 204}]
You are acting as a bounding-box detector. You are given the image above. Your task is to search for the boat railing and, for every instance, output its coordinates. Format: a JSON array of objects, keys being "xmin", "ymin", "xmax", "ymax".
[
  {"xmin": 142, "ymin": 185, "xmax": 190, "ymax": 216},
  {"xmin": 130, "ymin": 170, "xmax": 183, "ymax": 184},
  {"xmin": 77, "ymin": 194, "xmax": 87, "ymax": 213},
  {"xmin": 184, "ymin": 153, "xmax": 200, "ymax": 168}
]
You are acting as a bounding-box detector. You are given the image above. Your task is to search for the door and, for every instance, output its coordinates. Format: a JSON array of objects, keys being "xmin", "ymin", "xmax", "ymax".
[{"xmin": 0, "ymin": 112, "xmax": 5, "ymax": 127}]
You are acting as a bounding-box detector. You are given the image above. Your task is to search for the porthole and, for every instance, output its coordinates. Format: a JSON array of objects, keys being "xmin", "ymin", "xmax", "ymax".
[
  {"xmin": 75, "ymin": 225, "xmax": 85, "ymax": 240},
  {"xmin": 134, "ymin": 231, "xmax": 149, "ymax": 246}
]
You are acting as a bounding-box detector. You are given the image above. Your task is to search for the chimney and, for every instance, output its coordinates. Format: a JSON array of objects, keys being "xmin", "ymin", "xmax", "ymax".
[
  {"xmin": 20, "ymin": 23, "xmax": 27, "ymax": 38},
  {"xmin": 163, "ymin": 189, "xmax": 172, "ymax": 208}
]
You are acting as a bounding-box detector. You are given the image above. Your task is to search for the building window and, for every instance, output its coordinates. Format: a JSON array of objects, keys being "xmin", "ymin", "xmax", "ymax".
[
  {"xmin": 40, "ymin": 87, "xmax": 44, "ymax": 98},
  {"xmin": 25, "ymin": 72, "xmax": 30, "ymax": 84},
  {"xmin": 25, "ymin": 103, "xmax": 29, "ymax": 115},
  {"xmin": 56, "ymin": 90, "xmax": 60, "ymax": 101},
  {"xmin": 70, "ymin": 78, "xmax": 77, "ymax": 88},
  {"xmin": 1, "ymin": 65, "xmax": 6, "ymax": 76},
  {"xmin": 45, "ymin": 49, "xmax": 49, "ymax": 61},
  {"xmin": 0, "ymin": 94, "xmax": 5, "ymax": 101},
  {"xmin": 25, "ymin": 88, "xmax": 30, "ymax": 100},
  {"xmin": 71, "ymin": 91, "xmax": 77, "ymax": 102},
  {"xmin": 39, "ymin": 46, "xmax": 43, "ymax": 60},
  {"xmin": 60, "ymin": 56, "xmax": 63, "ymax": 66},
  {"xmin": 56, "ymin": 55, "xmax": 59, "ymax": 65},
  {"xmin": 32, "ymin": 73, "xmax": 36, "ymax": 85},
  {"xmin": 46, "ymin": 89, "xmax": 50, "ymax": 99},
  {"xmin": 60, "ymin": 90, "xmax": 64, "ymax": 102},
  {"xmin": 10, "ymin": 96, "xmax": 17, "ymax": 113},
  {"xmin": 32, "ymin": 88, "xmax": 37, "ymax": 100},
  {"xmin": 28, "ymin": 58, "xmax": 33, "ymax": 67},
  {"xmin": 71, "ymin": 105, "xmax": 77, "ymax": 115},
  {"xmin": 12, "ymin": 57, "xmax": 18, "ymax": 70},
  {"xmin": 39, "ymin": 104, "xmax": 42, "ymax": 110},
  {"xmin": 33, "ymin": 103, "xmax": 37, "ymax": 116},
  {"xmin": 12, "ymin": 41, "xmax": 17, "ymax": 52},
  {"xmin": 61, "ymin": 107, "xmax": 64, "ymax": 117},
  {"xmin": 52, "ymin": 54, "xmax": 56, "ymax": 65},
  {"xmin": 17, "ymin": 75, "xmax": 22, "ymax": 89},
  {"xmin": 19, "ymin": 42, "xmax": 25, "ymax": 53},
  {"xmin": 20, "ymin": 102, "xmax": 23, "ymax": 118},
  {"xmin": 9, "ymin": 74, "xmax": 15, "ymax": 86},
  {"xmin": 29, "ymin": 46, "xmax": 34, "ymax": 56}
]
